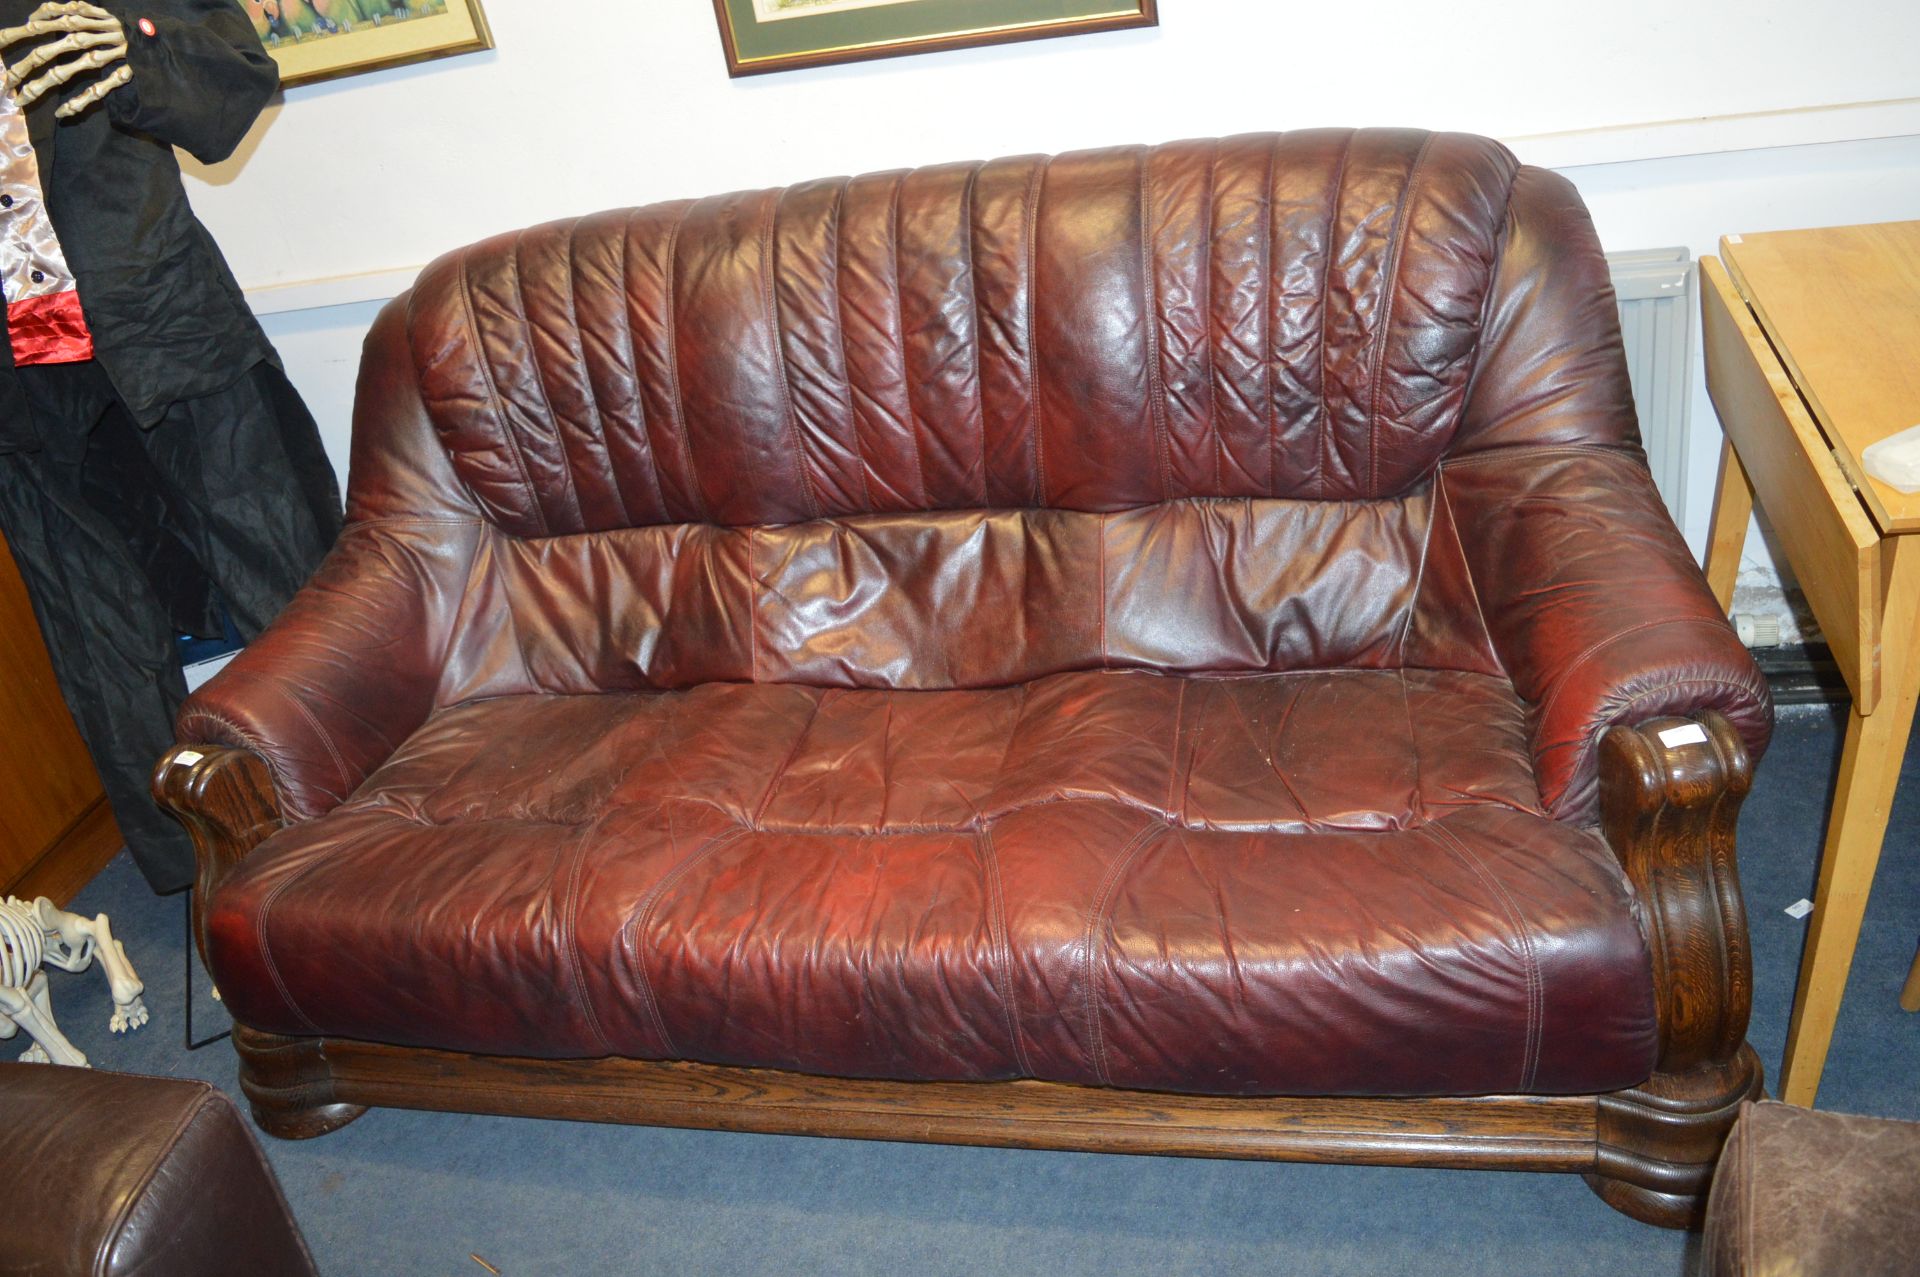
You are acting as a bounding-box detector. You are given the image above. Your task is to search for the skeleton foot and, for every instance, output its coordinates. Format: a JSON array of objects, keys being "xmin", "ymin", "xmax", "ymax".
[
  {"xmin": 20, "ymin": 1041, "xmax": 49, "ymax": 1064},
  {"xmin": 0, "ymin": 973, "xmax": 88, "ymax": 1067},
  {"xmin": 110, "ymin": 993, "xmax": 148, "ymax": 1034}
]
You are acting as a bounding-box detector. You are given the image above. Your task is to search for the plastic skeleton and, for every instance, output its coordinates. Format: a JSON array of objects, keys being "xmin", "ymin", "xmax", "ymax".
[
  {"xmin": 0, "ymin": 2, "xmax": 134, "ymax": 120},
  {"xmin": 0, "ymin": 896, "xmax": 147, "ymax": 1067}
]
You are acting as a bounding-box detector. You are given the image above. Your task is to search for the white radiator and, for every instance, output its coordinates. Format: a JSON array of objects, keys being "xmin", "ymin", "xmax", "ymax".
[{"xmin": 1608, "ymin": 248, "xmax": 1695, "ymax": 525}]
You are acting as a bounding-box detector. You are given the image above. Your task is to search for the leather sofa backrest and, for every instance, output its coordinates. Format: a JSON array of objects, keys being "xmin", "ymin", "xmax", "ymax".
[
  {"xmin": 404, "ymin": 129, "xmax": 1521, "ymax": 534},
  {"xmin": 344, "ymin": 128, "xmax": 1636, "ymax": 699}
]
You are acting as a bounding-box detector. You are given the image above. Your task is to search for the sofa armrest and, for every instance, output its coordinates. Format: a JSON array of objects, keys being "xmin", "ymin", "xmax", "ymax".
[
  {"xmin": 175, "ymin": 518, "xmax": 486, "ymax": 821},
  {"xmin": 1440, "ymin": 447, "xmax": 1772, "ymax": 823}
]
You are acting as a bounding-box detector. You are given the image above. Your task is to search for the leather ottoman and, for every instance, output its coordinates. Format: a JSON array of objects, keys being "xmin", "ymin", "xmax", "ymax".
[
  {"xmin": 1703, "ymin": 1099, "xmax": 1920, "ymax": 1275},
  {"xmin": 0, "ymin": 1063, "xmax": 316, "ymax": 1276}
]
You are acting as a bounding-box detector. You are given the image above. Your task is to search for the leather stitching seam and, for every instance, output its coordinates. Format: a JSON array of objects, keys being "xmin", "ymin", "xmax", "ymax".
[
  {"xmin": 1314, "ymin": 133, "xmax": 1355, "ymax": 500},
  {"xmin": 960, "ymin": 163, "xmax": 990, "ymax": 507},
  {"xmin": 1431, "ymin": 820, "xmax": 1542, "ymax": 1091},
  {"xmin": 556, "ymin": 216, "xmax": 628, "ymax": 527},
  {"xmin": 1534, "ymin": 617, "xmax": 1738, "ymax": 735},
  {"xmin": 559, "ymin": 821, "xmax": 617, "ymax": 1056},
  {"xmin": 622, "ymin": 827, "xmax": 749, "ymax": 1058},
  {"xmin": 887, "ymin": 173, "xmax": 933, "ymax": 509},
  {"xmin": 510, "ymin": 222, "xmax": 590, "ymax": 531},
  {"xmin": 1433, "ymin": 473, "xmax": 1498, "ymax": 670},
  {"xmin": 1397, "ymin": 482, "xmax": 1442, "ymax": 667},
  {"xmin": 178, "ymin": 707, "xmax": 298, "ymax": 816},
  {"xmin": 614, "ymin": 208, "xmax": 673, "ymax": 523},
  {"xmin": 1024, "ymin": 157, "xmax": 1050, "ymax": 502},
  {"xmin": 251, "ymin": 827, "xmax": 390, "ymax": 1037},
  {"xmin": 1200, "ymin": 139, "xmax": 1223, "ymax": 493},
  {"xmin": 453, "ymin": 247, "xmax": 551, "ymax": 536},
  {"xmin": 92, "ymin": 1091, "xmax": 214, "ymax": 1276},
  {"xmin": 825, "ymin": 179, "xmax": 878, "ymax": 511},
  {"xmin": 1137, "ymin": 148, "xmax": 1174, "ymax": 500},
  {"xmin": 1097, "ymin": 511, "xmax": 1109, "ymax": 667},
  {"xmin": 277, "ymin": 687, "xmax": 353, "ymax": 802},
  {"xmin": 1363, "ymin": 132, "xmax": 1437, "ymax": 497},
  {"xmin": 1558, "ymin": 677, "xmax": 1763, "ymax": 820},
  {"xmin": 752, "ymin": 690, "xmax": 827, "ymax": 828},
  {"xmin": 761, "ymin": 188, "xmax": 824, "ymax": 520},
  {"xmin": 660, "ymin": 204, "xmax": 713, "ymax": 524},
  {"xmin": 1083, "ymin": 823, "xmax": 1160, "ymax": 1087},
  {"xmin": 1259, "ymin": 135, "xmax": 1278, "ymax": 499},
  {"xmin": 978, "ymin": 826, "xmax": 1035, "ymax": 1077}
]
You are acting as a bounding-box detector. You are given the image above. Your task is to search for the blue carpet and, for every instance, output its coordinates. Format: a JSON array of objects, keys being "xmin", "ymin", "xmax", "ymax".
[{"xmin": 38, "ymin": 701, "xmax": 1918, "ymax": 1275}]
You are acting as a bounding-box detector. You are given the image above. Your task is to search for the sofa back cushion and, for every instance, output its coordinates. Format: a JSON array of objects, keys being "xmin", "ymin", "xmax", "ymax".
[
  {"xmin": 359, "ymin": 129, "xmax": 1625, "ymax": 698},
  {"xmin": 403, "ymin": 128, "xmax": 1520, "ymax": 537}
]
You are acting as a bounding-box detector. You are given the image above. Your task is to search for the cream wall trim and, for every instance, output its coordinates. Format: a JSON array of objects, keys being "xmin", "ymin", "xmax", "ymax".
[
  {"xmin": 246, "ymin": 267, "xmax": 422, "ymax": 318},
  {"xmin": 240, "ymin": 100, "xmax": 1920, "ymax": 319},
  {"xmin": 1510, "ymin": 98, "xmax": 1920, "ymax": 170}
]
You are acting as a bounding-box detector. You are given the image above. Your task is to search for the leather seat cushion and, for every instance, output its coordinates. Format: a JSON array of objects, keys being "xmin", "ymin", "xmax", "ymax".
[{"xmin": 206, "ymin": 667, "xmax": 1659, "ymax": 1097}]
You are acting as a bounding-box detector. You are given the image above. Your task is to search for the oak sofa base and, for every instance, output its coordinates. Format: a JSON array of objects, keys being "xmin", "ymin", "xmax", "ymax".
[{"xmin": 232, "ymin": 1024, "xmax": 1762, "ymax": 1229}]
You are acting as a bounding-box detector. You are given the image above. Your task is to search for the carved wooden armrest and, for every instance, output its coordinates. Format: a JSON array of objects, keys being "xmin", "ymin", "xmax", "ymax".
[
  {"xmin": 1599, "ymin": 710, "xmax": 1753, "ymax": 1074},
  {"xmin": 1588, "ymin": 710, "xmax": 1763, "ymax": 1227},
  {"xmin": 152, "ymin": 745, "xmax": 285, "ymax": 965}
]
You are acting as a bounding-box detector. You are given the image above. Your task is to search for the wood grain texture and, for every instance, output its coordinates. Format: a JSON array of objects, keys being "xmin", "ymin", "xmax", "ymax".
[
  {"xmin": 1779, "ymin": 534, "xmax": 1920, "ymax": 1103},
  {"xmin": 1587, "ymin": 713, "xmax": 1764, "ymax": 1227},
  {"xmin": 1700, "ymin": 253, "xmax": 1881, "ymax": 709},
  {"xmin": 0, "ymin": 532, "xmax": 120, "ymax": 903},
  {"xmin": 4, "ymin": 798, "xmax": 122, "ymax": 907},
  {"xmin": 1600, "ymin": 713, "xmax": 1754, "ymax": 1076},
  {"xmin": 1703, "ymin": 437, "xmax": 1752, "ymax": 613},
  {"xmin": 1722, "ymin": 222, "xmax": 1920, "ymax": 534},
  {"xmin": 151, "ymin": 745, "xmax": 283, "ymax": 963}
]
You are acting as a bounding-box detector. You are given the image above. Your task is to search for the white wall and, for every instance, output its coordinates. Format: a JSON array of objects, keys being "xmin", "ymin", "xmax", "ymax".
[{"xmin": 212, "ymin": 0, "xmax": 1920, "ymax": 584}]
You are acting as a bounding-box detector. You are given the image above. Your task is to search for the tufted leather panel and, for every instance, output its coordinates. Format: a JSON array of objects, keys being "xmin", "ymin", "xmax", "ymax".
[
  {"xmin": 405, "ymin": 129, "xmax": 1518, "ymax": 536},
  {"xmin": 206, "ymin": 667, "xmax": 1658, "ymax": 1095},
  {"xmin": 421, "ymin": 490, "xmax": 1501, "ymax": 706}
]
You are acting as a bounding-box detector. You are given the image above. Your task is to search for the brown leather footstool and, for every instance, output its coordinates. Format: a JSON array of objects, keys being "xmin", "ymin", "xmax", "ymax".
[
  {"xmin": 1703, "ymin": 1099, "xmax": 1920, "ymax": 1275},
  {"xmin": 0, "ymin": 1063, "xmax": 317, "ymax": 1276}
]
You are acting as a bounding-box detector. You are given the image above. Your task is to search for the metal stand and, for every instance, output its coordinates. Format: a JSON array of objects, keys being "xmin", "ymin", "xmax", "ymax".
[{"xmin": 183, "ymin": 887, "xmax": 229, "ymax": 1052}]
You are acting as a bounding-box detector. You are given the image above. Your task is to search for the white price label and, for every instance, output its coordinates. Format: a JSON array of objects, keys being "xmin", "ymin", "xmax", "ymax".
[{"xmin": 1658, "ymin": 724, "xmax": 1709, "ymax": 748}]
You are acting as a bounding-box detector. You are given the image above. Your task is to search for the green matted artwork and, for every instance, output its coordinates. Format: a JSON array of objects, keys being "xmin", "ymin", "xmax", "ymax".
[
  {"xmin": 243, "ymin": 1, "xmax": 494, "ymax": 88},
  {"xmin": 711, "ymin": 0, "xmax": 1157, "ymax": 76}
]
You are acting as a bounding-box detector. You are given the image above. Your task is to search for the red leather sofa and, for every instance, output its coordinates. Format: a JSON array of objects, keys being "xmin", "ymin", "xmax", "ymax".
[{"xmin": 156, "ymin": 128, "xmax": 1772, "ymax": 1227}]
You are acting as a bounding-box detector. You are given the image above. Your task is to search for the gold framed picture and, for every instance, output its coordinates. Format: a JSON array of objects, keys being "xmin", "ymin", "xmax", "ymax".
[
  {"xmin": 243, "ymin": 1, "xmax": 494, "ymax": 88},
  {"xmin": 711, "ymin": 0, "xmax": 1157, "ymax": 77}
]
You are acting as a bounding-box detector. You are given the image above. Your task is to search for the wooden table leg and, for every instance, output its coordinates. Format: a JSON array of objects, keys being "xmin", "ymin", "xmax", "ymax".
[
  {"xmin": 1902, "ymin": 943, "xmax": 1920, "ymax": 1014},
  {"xmin": 1779, "ymin": 535, "xmax": 1920, "ymax": 1104},
  {"xmin": 1704, "ymin": 437, "xmax": 1753, "ymax": 612}
]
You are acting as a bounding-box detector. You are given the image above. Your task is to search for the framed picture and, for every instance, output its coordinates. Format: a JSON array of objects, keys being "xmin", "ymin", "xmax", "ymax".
[
  {"xmin": 711, "ymin": 0, "xmax": 1157, "ymax": 77},
  {"xmin": 243, "ymin": 1, "xmax": 494, "ymax": 88}
]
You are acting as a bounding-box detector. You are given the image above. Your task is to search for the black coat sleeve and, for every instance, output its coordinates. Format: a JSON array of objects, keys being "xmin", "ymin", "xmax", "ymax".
[{"xmin": 100, "ymin": 0, "xmax": 277, "ymax": 164}]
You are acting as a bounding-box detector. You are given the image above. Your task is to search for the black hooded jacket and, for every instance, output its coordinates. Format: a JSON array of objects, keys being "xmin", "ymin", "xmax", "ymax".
[{"xmin": 0, "ymin": 0, "xmax": 276, "ymax": 447}]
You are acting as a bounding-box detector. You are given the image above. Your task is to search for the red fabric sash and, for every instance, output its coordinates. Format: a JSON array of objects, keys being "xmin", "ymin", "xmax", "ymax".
[{"xmin": 8, "ymin": 289, "xmax": 94, "ymax": 365}]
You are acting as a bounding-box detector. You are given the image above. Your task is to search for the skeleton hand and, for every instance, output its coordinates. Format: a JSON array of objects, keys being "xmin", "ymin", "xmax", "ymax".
[{"xmin": 0, "ymin": 2, "xmax": 133, "ymax": 120}]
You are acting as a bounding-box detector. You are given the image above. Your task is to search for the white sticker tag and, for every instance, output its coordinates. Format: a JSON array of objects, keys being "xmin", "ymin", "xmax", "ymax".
[
  {"xmin": 1658, "ymin": 724, "xmax": 1709, "ymax": 748},
  {"xmin": 1726, "ymin": 233, "xmax": 1743, "ymax": 244},
  {"xmin": 1786, "ymin": 898, "xmax": 1814, "ymax": 920},
  {"xmin": 173, "ymin": 749, "xmax": 205, "ymax": 767}
]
